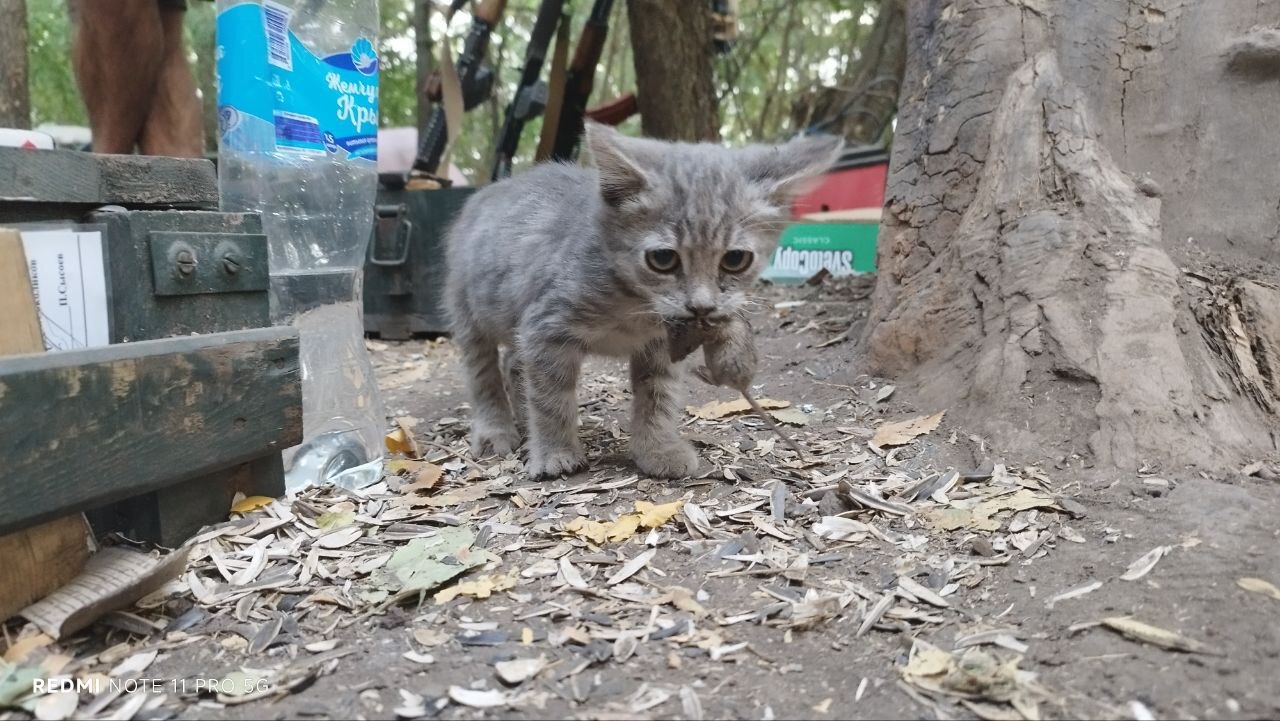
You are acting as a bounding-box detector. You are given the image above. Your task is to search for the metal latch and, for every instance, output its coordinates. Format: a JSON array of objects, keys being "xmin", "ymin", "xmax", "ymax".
[
  {"xmin": 369, "ymin": 203, "xmax": 413, "ymax": 267},
  {"xmin": 149, "ymin": 231, "xmax": 269, "ymax": 297}
]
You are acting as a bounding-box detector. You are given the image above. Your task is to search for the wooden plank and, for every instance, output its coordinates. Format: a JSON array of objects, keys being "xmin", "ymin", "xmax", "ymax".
[
  {"xmin": 0, "ymin": 228, "xmax": 90, "ymax": 622},
  {"xmin": 0, "ymin": 146, "xmax": 217, "ymax": 209},
  {"xmin": 0, "ymin": 326, "xmax": 303, "ymax": 536},
  {"xmin": 0, "ymin": 228, "xmax": 43, "ymax": 354}
]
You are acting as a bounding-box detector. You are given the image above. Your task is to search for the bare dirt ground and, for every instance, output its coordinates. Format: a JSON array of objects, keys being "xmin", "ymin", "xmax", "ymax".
[{"xmin": 3, "ymin": 278, "xmax": 1280, "ymax": 721}]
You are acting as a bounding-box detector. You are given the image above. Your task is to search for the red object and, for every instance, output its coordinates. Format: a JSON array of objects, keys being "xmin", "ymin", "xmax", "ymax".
[
  {"xmin": 21, "ymin": 140, "xmax": 37, "ymax": 150},
  {"xmin": 585, "ymin": 93, "xmax": 639, "ymax": 126},
  {"xmin": 790, "ymin": 145, "xmax": 890, "ymax": 218},
  {"xmin": 792, "ymin": 163, "xmax": 887, "ymax": 217}
]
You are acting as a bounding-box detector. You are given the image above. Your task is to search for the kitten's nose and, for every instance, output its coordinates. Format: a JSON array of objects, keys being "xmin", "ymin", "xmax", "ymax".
[{"xmin": 685, "ymin": 303, "xmax": 715, "ymax": 319}]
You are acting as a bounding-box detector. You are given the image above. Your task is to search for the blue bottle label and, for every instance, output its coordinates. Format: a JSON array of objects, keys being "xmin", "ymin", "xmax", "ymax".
[{"xmin": 217, "ymin": 1, "xmax": 378, "ymax": 161}]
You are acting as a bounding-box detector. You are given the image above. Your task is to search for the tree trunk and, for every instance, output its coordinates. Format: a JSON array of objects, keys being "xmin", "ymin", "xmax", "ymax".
[
  {"xmin": 791, "ymin": 0, "xmax": 907, "ymax": 144},
  {"xmin": 0, "ymin": 0, "xmax": 30, "ymax": 129},
  {"xmin": 863, "ymin": 0, "xmax": 1280, "ymax": 473},
  {"xmin": 414, "ymin": 0, "xmax": 434, "ymax": 130},
  {"xmin": 627, "ymin": 0, "xmax": 719, "ymax": 141}
]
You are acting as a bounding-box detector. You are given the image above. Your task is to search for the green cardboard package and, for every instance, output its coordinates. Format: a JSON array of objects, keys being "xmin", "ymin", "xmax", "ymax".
[{"xmin": 761, "ymin": 209, "xmax": 879, "ymax": 284}]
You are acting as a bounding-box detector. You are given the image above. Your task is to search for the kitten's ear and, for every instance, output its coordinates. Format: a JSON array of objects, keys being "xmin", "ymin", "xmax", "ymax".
[
  {"xmin": 585, "ymin": 122, "xmax": 652, "ymax": 207},
  {"xmin": 740, "ymin": 134, "xmax": 845, "ymax": 204}
]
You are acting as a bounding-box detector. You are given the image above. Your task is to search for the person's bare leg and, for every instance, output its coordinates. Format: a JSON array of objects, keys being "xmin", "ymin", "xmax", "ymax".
[
  {"xmin": 139, "ymin": 6, "xmax": 204, "ymax": 157},
  {"xmin": 71, "ymin": 0, "xmax": 165, "ymax": 154}
]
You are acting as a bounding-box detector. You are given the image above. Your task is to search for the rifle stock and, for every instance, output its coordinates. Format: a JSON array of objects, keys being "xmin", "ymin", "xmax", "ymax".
[{"xmin": 412, "ymin": 0, "xmax": 508, "ymax": 175}]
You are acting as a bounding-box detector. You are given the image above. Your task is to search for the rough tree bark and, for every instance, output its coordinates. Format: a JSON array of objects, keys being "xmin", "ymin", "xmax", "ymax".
[
  {"xmin": 791, "ymin": 0, "xmax": 907, "ymax": 144},
  {"xmin": 0, "ymin": 0, "xmax": 30, "ymax": 129},
  {"xmin": 627, "ymin": 0, "xmax": 720, "ymax": 141},
  {"xmin": 863, "ymin": 0, "xmax": 1280, "ymax": 473}
]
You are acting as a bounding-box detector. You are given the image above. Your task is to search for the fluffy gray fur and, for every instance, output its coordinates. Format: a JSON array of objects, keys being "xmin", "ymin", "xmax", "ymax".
[{"xmin": 444, "ymin": 123, "xmax": 842, "ymax": 479}]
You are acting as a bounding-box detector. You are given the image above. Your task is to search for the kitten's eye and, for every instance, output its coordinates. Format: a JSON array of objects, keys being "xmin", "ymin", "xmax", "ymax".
[
  {"xmin": 645, "ymin": 249, "xmax": 680, "ymax": 273},
  {"xmin": 720, "ymin": 250, "xmax": 754, "ymax": 273}
]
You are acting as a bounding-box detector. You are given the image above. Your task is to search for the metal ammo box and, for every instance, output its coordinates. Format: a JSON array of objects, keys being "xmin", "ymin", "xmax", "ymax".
[
  {"xmin": 363, "ymin": 173, "xmax": 474, "ymax": 339},
  {"xmin": 0, "ymin": 146, "xmax": 298, "ymax": 546}
]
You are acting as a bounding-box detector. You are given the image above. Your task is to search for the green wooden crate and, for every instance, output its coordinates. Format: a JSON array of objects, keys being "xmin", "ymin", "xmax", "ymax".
[
  {"xmin": 761, "ymin": 221, "xmax": 878, "ymax": 284},
  {"xmin": 364, "ymin": 181, "xmax": 475, "ymax": 339}
]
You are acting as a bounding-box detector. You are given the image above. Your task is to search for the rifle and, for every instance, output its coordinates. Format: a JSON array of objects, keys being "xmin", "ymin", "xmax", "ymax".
[
  {"xmin": 412, "ymin": 0, "xmax": 508, "ymax": 176},
  {"xmin": 585, "ymin": 92, "xmax": 638, "ymax": 127},
  {"xmin": 490, "ymin": 0, "xmax": 567, "ymax": 181},
  {"xmin": 547, "ymin": 0, "xmax": 616, "ymax": 162}
]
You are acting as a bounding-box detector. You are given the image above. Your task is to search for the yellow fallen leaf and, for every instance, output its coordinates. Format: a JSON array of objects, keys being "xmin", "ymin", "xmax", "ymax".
[
  {"xmin": 1238, "ymin": 577, "xmax": 1280, "ymax": 601},
  {"xmin": 230, "ymin": 495, "xmax": 275, "ymax": 514},
  {"xmin": 3, "ymin": 632, "xmax": 52, "ymax": 663},
  {"xmin": 686, "ymin": 397, "xmax": 790, "ymax": 420},
  {"xmin": 903, "ymin": 639, "xmax": 954, "ymax": 677},
  {"xmin": 522, "ymin": 627, "xmax": 534, "ymax": 645},
  {"xmin": 564, "ymin": 514, "xmax": 643, "ymax": 544},
  {"xmin": 872, "ymin": 410, "xmax": 946, "ymax": 446},
  {"xmin": 635, "ymin": 500, "xmax": 683, "ymax": 528},
  {"xmin": 434, "ymin": 573, "xmax": 517, "ymax": 604},
  {"xmin": 608, "ymin": 514, "xmax": 641, "ymax": 541},
  {"xmin": 385, "ymin": 427, "xmax": 414, "ymax": 455},
  {"xmin": 564, "ymin": 517, "xmax": 610, "ymax": 545}
]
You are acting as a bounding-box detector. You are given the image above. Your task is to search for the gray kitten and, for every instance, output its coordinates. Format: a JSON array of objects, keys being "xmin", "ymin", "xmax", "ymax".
[{"xmin": 444, "ymin": 123, "xmax": 842, "ymax": 479}]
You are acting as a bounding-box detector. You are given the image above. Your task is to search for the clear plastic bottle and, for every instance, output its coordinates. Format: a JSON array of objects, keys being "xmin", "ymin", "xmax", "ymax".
[{"xmin": 216, "ymin": 0, "xmax": 385, "ymax": 491}]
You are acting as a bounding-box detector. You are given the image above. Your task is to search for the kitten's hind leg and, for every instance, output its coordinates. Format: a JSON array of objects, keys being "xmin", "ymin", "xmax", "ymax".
[
  {"xmin": 521, "ymin": 337, "xmax": 587, "ymax": 479},
  {"xmin": 456, "ymin": 330, "xmax": 521, "ymax": 457},
  {"xmin": 630, "ymin": 340, "xmax": 700, "ymax": 478}
]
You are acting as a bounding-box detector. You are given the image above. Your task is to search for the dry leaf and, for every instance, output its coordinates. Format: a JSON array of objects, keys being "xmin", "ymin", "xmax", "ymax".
[
  {"xmin": 434, "ymin": 573, "xmax": 517, "ymax": 604},
  {"xmin": 1047, "ymin": 580, "xmax": 1104, "ymax": 608},
  {"xmin": 872, "ymin": 410, "xmax": 946, "ymax": 446},
  {"xmin": 412, "ymin": 627, "xmax": 449, "ymax": 647},
  {"xmin": 686, "ymin": 397, "xmax": 789, "ymax": 420},
  {"xmin": 1120, "ymin": 546, "xmax": 1171, "ymax": 582},
  {"xmin": 411, "ymin": 463, "xmax": 444, "ymax": 491},
  {"xmin": 230, "ymin": 495, "xmax": 275, "ymax": 514},
  {"xmin": 419, "ymin": 484, "xmax": 490, "ymax": 508},
  {"xmin": 3, "ymin": 634, "xmax": 52, "ymax": 664},
  {"xmin": 315, "ymin": 525, "xmax": 363, "ymax": 549},
  {"xmin": 495, "ymin": 656, "xmax": 546, "ymax": 685},
  {"xmin": 768, "ymin": 407, "xmax": 812, "ymax": 426},
  {"xmin": 385, "ymin": 427, "xmax": 416, "ymax": 456},
  {"xmin": 559, "ymin": 558, "xmax": 588, "ymax": 590},
  {"xmin": 1237, "ymin": 577, "xmax": 1280, "ymax": 601},
  {"xmin": 635, "ymin": 500, "xmax": 682, "ymax": 528},
  {"xmin": 33, "ymin": 691, "xmax": 78, "ymax": 721},
  {"xmin": 1101, "ymin": 617, "xmax": 1220, "ymax": 655},
  {"xmin": 607, "ymin": 548, "xmax": 657, "ymax": 586},
  {"xmin": 449, "ymin": 686, "xmax": 507, "ymax": 708},
  {"xmin": 565, "ymin": 514, "xmax": 641, "ymax": 544}
]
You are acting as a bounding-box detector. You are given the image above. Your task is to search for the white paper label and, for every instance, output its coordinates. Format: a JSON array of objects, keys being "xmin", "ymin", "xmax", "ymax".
[{"xmin": 19, "ymin": 229, "xmax": 110, "ymax": 350}]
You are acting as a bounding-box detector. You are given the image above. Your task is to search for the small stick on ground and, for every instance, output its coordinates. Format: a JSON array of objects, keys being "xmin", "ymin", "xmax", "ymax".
[{"xmin": 741, "ymin": 389, "xmax": 806, "ymax": 462}]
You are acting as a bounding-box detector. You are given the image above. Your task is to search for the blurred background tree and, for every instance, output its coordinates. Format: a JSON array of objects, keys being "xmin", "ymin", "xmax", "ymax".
[{"xmin": 23, "ymin": 0, "xmax": 896, "ymax": 181}]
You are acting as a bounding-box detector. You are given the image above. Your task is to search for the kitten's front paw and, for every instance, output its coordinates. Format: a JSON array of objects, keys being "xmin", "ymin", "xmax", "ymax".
[
  {"xmin": 526, "ymin": 445, "xmax": 588, "ymax": 480},
  {"xmin": 632, "ymin": 436, "xmax": 700, "ymax": 479},
  {"xmin": 470, "ymin": 422, "xmax": 521, "ymax": 458}
]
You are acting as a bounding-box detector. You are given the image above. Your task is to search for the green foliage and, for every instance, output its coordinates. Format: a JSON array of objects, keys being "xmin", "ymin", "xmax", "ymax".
[
  {"xmin": 27, "ymin": 0, "xmax": 85, "ymax": 128},
  {"xmin": 27, "ymin": 0, "xmax": 876, "ymax": 179}
]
